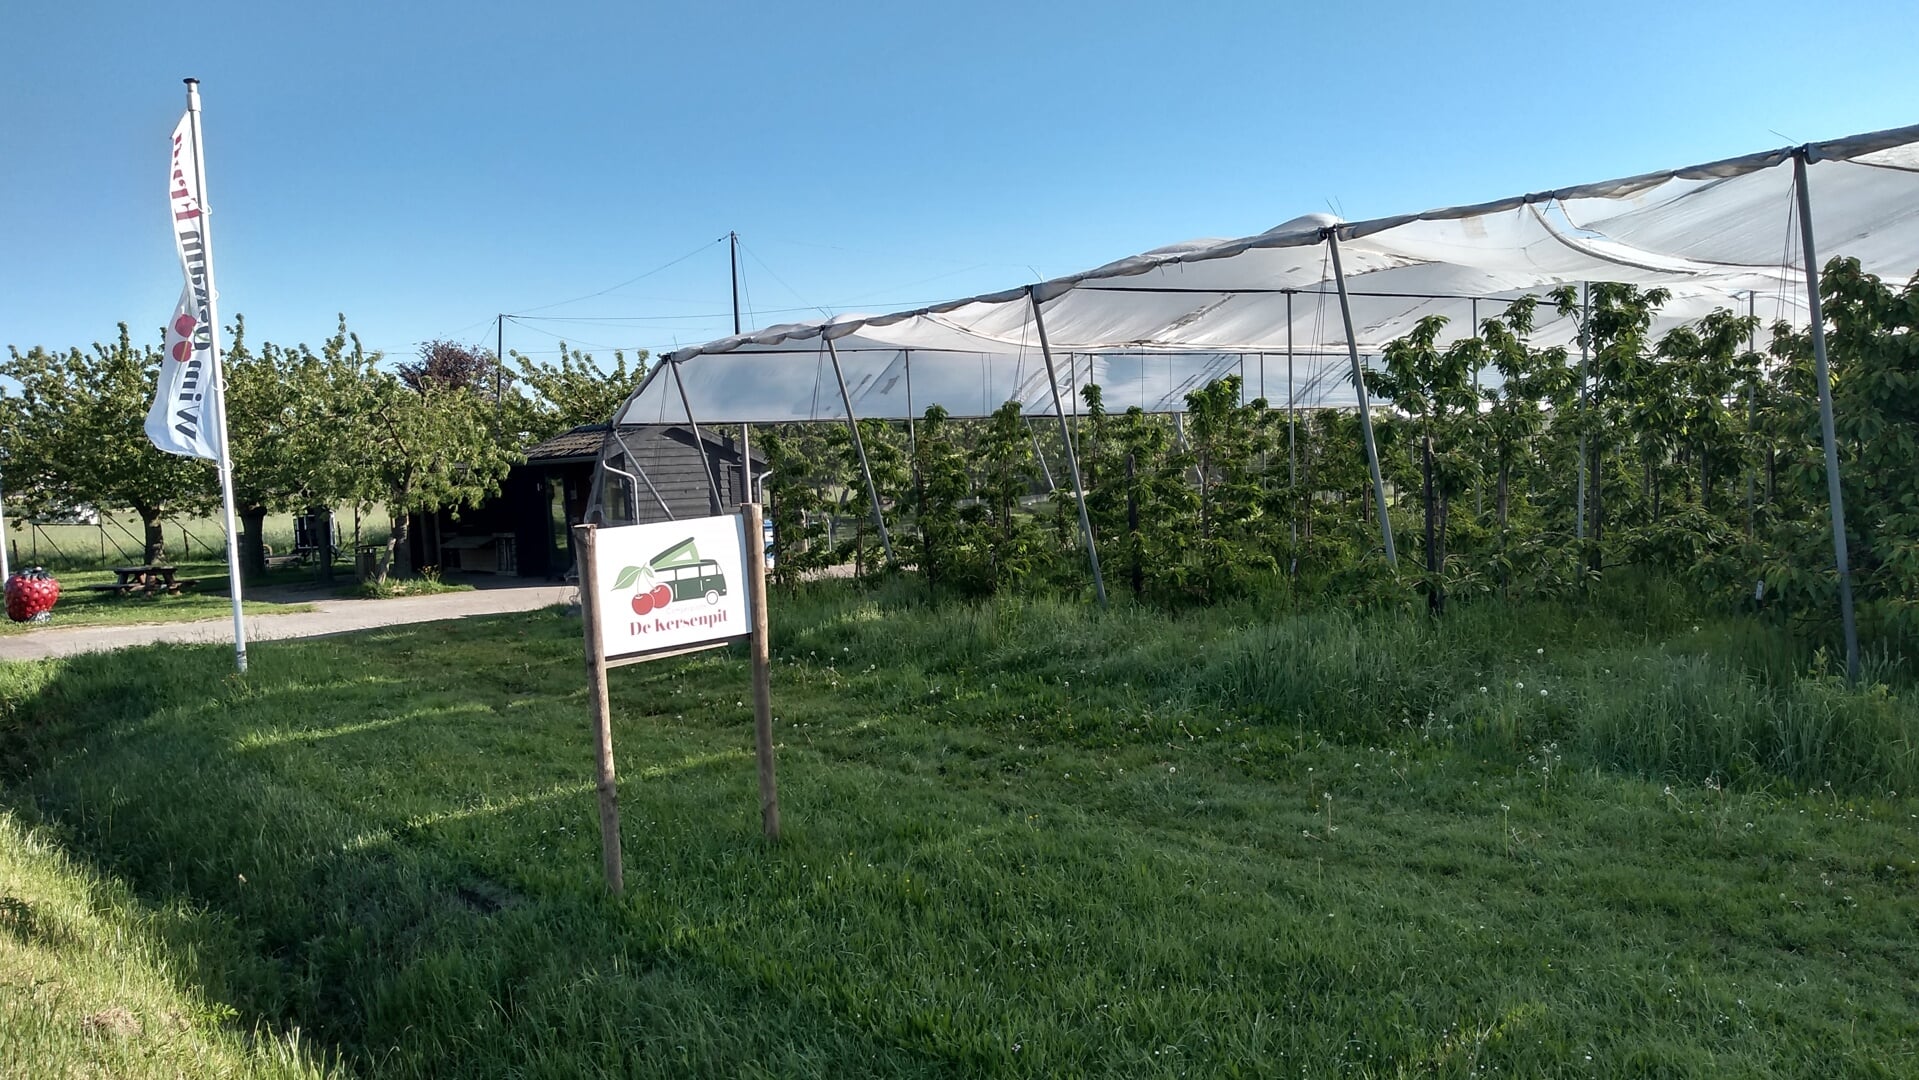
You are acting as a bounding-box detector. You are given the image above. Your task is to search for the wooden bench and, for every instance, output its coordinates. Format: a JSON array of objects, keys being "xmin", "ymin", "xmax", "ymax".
[
  {"xmin": 263, "ymin": 554, "xmax": 304, "ymax": 571},
  {"xmin": 88, "ymin": 565, "xmax": 195, "ymax": 597}
]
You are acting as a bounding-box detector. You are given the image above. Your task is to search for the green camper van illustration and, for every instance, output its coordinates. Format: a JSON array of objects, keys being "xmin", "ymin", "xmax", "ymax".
[{"xmin": 614, "ymin": 536, "xmax": 728, "ymax": 615}]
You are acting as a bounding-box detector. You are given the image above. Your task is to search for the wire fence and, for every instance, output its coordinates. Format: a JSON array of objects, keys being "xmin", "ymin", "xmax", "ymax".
[{"xmin": 5, "ymin": 508, "xmax": 392, "ymax": 572}]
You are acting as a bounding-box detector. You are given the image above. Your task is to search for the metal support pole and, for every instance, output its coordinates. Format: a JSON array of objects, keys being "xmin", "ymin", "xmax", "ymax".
[
  {"xmin": 824, "ymin": 336, "xmax": 898, "ymax": 568},
  {"xmin": 903, "ymin": 350, "xmax": 917, "ymax": 455},
  {"xmin": 740, "ymin": 423, "xmax": 752, "ymax": 503},
  {"xmin": 1576, "ymin": 282, "xmax": 1589, "ymax": 541},
  {"xmin": 669, "ymin": 360, "xmax": 725, "ymax": 515},
  {"xmin": 1745, "ymin": 291, "xmax": 1757, "ymax": 538},
  {"xmin": 1793, "ymin": 150, "xmax": 1861, "ymax": 683},
  {"xmin": 0, "ymin": 469, "xmax": 9, "ymax": 582},
  {"xmin": 1472, "ymin": 297, "xmax": 1482, "ymax": 518},
  {"xmin": 1028, "ymin": 420, "xmax": 1058, "ymax": 492},
  {"xmin": 1287, "ymin": 291, "xmax": 1297, "ymax": 487},
  {"xmin": 1029, "ymin": 288, "xmax": 1108, "ymax": 606},
  {"xmin": 1326, "ymin": 231, "xmax": 1397, "ymax": 566},
  {"xmin": 1287, "ymin": 292, "xmax": 1298, "ymax": 564}
]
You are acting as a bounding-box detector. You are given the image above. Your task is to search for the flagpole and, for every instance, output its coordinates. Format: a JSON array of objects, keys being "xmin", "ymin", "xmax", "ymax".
[
  {"xmin": 0, "ymin": 469, "xmax": 10, "ymax": 582},
  {"xmin": 183, "ymin": 78, "xmax": 248, "ymax": 673}
]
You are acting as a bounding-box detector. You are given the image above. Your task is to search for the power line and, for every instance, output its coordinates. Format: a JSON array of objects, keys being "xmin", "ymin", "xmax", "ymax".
[{"xmin": 509, "ymin": 237, "xmax": 728, "ymax": 316}]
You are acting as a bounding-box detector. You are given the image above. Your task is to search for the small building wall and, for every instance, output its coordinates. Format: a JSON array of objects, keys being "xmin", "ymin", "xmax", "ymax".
[{"xmin": 417, "ymin": 425, "xmax": 760, "ymax": 581}]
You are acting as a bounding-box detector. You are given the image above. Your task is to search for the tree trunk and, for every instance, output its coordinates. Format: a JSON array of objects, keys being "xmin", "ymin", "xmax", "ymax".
[
  {"xmin": 913, "ymin": 463, "xmax": 934, "ymax": 596},
  {"xmin": 1642, "ymin": 456, "xmax": 1653, "ymax": 523},
  {"xmin": 1422, "ymin": 433, "xmax": 1441, "ymax": 615},
  {"xmin": 1198, "ymin": 454, "xmax": 1211, "ymax": 541},
  {"xmin": 384, "ymin": 513, "xmax": 413, "ymax": 580},
  {"xmin": 1126, "ymin": 453, "xmax": 1143, "ymax": 600},
  {"xmin": 313, "ymin": 506, "xmax": 336, "ymax": 584},
  {"xmin": 854, "ymin": 513, "xmax": 866, "ymax": 578},
  {"xmin": 138, "ymin": 508, "xmax": 166, "ymax": 565},
  {"xmin": 1497, "ymin": 456, "xmax": 1512, "ymax": 595},
  {"xmin": 1496, "ymin": 457, "xmax": 1510, "ymax": 532},
  {"xmin": 1587, "ymin": 440, "xmax": 1604, "ymax": 576},
  {"xmin": 239, "ymin": 506, "xmax": 269, "ymax": 580}
]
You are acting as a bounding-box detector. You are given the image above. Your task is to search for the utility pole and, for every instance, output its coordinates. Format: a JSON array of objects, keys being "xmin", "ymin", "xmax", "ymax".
[
  {"xmin": 730, "ymin": 231, "xmax": 749, "ymax": 500},
  {"xmin": 730, "ymin": 231, "xmax": 742, "ymax": 335}
]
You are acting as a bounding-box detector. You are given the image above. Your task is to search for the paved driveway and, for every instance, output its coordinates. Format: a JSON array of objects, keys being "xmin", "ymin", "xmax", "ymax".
[{"xmin": 0, "ymin": 582, "xmax": 578, "ymax": 662}]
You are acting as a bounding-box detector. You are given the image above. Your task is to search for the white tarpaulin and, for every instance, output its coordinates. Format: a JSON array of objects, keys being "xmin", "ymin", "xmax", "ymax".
[{"xmin": 615, "ymin": 124, "xmax": 1919, "ymax": 426}]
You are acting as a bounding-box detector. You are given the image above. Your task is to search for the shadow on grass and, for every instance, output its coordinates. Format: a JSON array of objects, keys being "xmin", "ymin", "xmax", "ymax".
[{"xmin": 0, "ymin": 615, "xmax": 946, "ymax": 1079}]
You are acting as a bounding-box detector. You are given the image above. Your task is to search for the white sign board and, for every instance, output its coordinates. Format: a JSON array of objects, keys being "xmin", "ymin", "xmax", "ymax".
[{"xmin": 591, "ymin": 513, "xmax": 751, "ymax": 662}]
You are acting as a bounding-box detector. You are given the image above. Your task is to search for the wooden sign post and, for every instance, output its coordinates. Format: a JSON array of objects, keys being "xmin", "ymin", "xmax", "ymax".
[
  {"xmin": 573, "ymin": 523, "xmax": 626, "ymax": 893},
  {"xmin": 573, "ymin": 506, "xmax": 779, "ymax": 893},
  {"xmin": 742, "ymin": 502, "xmax": 779, "ymax": 839}
]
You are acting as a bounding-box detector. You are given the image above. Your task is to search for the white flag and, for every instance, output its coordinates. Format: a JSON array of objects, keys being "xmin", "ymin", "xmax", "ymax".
[{"xmin": 147, "ymin": 110, "xmax": 224, "ymax": 461}]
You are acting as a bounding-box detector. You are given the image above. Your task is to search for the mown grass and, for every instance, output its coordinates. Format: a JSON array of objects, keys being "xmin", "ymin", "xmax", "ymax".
[
  {"xmin": 1, "ymin": 585, "xmax": 1917, "ymax": 1077},
  {"xmin": 0, "ymin": 562, "xmax": 324, "ymax": 636}
]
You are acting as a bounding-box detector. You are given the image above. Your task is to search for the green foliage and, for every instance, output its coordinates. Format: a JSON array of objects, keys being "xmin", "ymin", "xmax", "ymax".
[
  {"xmin": 762, "ymin": 427, "xmax": 840, "ymax": 587},
  {"xmin": 509, "ymin": 343, "xmax": 647, "ymax": 442},
  {"xmin": 353, "ymin": 566, "xmax": 473, "ymax": 599},
  {"xmin": 1369, "ymin": 316, "xmax": 1481, "ymax": 611},
  {"xmin": 909, "ymin": 404, "xmax": 990, "ymax": 596},
  {"xmin": 1, "ymin": 325, "xmax": 217, "ymax": 562},
  {"xmin": 1762, "ymin": 260, "xmax": 1919, "ymax": 644}
]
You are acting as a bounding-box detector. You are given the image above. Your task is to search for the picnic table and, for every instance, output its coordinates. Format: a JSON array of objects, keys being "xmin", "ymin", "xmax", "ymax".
[{"xmin": 85, "ymin": 565, "xmax": 197, "ymax": 596}]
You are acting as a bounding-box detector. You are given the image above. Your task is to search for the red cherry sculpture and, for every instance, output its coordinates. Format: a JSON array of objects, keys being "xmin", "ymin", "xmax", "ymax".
[{"xmin": 5, "ymin": 568, "xmax": 60, "ymax": 623}]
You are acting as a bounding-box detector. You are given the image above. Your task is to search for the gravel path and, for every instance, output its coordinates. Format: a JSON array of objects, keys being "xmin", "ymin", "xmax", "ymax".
[{"xmin": 0, "ymin": 582, "xmax": 578, "ymax": 662}]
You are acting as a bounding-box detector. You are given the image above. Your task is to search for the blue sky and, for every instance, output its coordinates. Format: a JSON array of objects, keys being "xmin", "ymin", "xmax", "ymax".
[{"xmin": 5, "ymin": 1, "xmax": 1916, "ymax": 367}]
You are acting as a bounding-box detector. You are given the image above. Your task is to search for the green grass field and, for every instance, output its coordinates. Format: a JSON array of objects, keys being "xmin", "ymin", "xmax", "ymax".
[
  {"xmin": 2, "ymin": 584, "xmax": 1917, "ymax": 1077},
  {"xmin": 0, "ymin": 561, "xmax": 327, "ymax": 635}
]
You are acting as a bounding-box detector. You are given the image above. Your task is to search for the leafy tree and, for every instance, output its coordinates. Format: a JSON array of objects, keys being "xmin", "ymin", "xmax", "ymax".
[
  {"xmin": 511, "ymin": 344, "xmax": 647, "ymax": 441},
  {"xmin": 1478, "ymin": 298, "xmax": 1571, "ymax": 532},
  {"xmin": 400, "ymin": 340, "xmax": 497, "ymax": 394},
  {"xmin": 359, "ymin": 370, "xmax": 517, "ymax": 579},
  {"xmin": 1180, "ymin": 376, "xmax": 1279, "ymax": 601},
  {"xmin": 762, "ymin": 428, "xmax": 840, "ymax": 587},
  {"xmin": 1, "ymin": 324, "xmax": 216, "ymax": 562},
  {"xmin": 909, "ymin": 405, "xmax": 983, "ymax": 595},
  {"xmin": 826, "ymin": 418, "xmax": 909, "ymax": 577},
  {"xmin": 1761, "ymin": 259, "xmax": 1919, "ymax": 643},
  {"xmin": 1553, "ymin": 283, "xmax": 1670, "ymax": 576},
  {"xmin": 224, "ymin": 315, "xmax": 381, "ymax": 579},
  {"xmin": 974, "ymin": 401, "xmax": 1043, "ymax": 590},
  {"xmin": 1367, "ymin": 316, "xmax": 1481, "ymax": 613}
]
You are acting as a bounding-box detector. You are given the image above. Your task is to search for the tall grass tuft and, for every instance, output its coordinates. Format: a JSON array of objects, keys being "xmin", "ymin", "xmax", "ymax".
[
  {"xmin": 1582, "ymin": 652, "xmax": 1919, "ymax": 793},
  {"xmin": 772, "ymin": 581, "xmax": 1919, "ymax": 794}
]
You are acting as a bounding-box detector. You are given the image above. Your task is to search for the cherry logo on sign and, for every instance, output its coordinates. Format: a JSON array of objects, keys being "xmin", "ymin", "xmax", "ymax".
[
  {"xmin": 629, "ymin": 580, "xmax": 674, "ymax": 615},
  {"xmin": 610, "ymin": 536, "xmax": 728, "ymax": 617}
]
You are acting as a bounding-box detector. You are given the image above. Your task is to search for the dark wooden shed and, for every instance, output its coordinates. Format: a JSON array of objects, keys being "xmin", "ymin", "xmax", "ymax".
[{"xmin": 413, "ymin": 424, "xmax": 762, "ymax": 580}]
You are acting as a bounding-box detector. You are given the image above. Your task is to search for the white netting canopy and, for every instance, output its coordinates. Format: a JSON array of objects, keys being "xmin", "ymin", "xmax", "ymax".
[{"xmin": 615, "ymin": 124, "xmax": 1919, "ymax": 426}]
